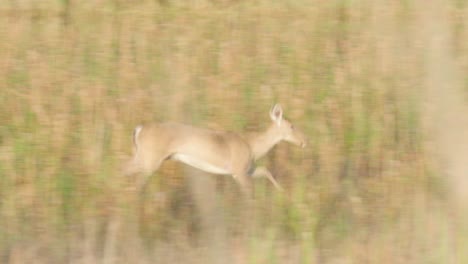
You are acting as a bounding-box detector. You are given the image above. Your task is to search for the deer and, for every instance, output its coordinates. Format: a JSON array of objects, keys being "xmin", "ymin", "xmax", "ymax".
[{"xmin": 124, "ymin": 104, "xmax": 307, "ymax": 195}]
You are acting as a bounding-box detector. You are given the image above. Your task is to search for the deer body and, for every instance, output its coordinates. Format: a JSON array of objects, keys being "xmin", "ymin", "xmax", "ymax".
[
  {"xmin": 125, "ymin": 104, "xmax": 306, "ymax": 194},
  {"xmin": 134, "ymin": 122, "xmax": 254, "ymax": 176}
]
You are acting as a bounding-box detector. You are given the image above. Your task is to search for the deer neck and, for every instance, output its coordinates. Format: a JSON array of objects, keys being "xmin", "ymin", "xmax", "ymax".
[{"xmin": 248, "ymin": 123, "xmax": 282, "ymax": 160}]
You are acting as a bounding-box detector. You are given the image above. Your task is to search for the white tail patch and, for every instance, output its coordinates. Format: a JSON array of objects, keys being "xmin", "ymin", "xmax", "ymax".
[{"xmin": 133, "ymin": 125, "xmax": 143, "ymax": 156}]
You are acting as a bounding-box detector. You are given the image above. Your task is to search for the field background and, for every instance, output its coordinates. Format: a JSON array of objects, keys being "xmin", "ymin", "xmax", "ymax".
[{"xmin": 0, "ymin": 0, "xmax": 467, "ymax": 263}]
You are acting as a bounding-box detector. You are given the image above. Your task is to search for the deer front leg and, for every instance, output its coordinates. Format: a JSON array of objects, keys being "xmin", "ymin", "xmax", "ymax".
[
  {"xmin": 233, "ymin": 173, "xmax": 254, "ymax": 198},
  {"xmin": 251, "ymin": 166, "xmax": 284, "ymax": 191}
]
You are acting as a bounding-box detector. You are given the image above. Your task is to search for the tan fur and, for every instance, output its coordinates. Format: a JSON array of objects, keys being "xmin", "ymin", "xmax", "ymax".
[{"xmin": 124, "ymin": 104, "xmax": 306, "ymax": 195}]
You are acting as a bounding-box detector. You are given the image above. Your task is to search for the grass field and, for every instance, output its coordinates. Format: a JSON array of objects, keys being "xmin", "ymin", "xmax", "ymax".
[{"xmin": 0, "ymin": 0, "xmax": 467, "ymax": 263}]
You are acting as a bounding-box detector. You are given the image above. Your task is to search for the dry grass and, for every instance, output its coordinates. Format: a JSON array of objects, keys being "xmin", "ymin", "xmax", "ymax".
[{"xmin": 0, "ymin": 0, "xmax": 467, "ymax": 263}]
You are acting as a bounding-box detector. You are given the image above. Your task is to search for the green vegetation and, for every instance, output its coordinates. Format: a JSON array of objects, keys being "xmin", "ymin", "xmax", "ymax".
[{"xmin": 0, "ymin": 0, "xmax": 467, "ymax": 263}]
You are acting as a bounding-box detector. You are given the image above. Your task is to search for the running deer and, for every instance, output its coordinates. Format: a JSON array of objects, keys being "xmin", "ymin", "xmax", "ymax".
[{"xmin": 124, "ymin": 104, "xmax": 307, "ymax": 195}]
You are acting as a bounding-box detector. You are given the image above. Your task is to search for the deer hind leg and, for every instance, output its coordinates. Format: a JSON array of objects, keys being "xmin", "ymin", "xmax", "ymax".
[
  {"xmin": 129, "ymin": 146, "xmax": 170, "ymax": 192},
  {"xmin": 137, "ymin": 153, "xmax": 170, "ymax": 192},
  {"xmin": 123, "ymin": 147, "xmax": 164, "ymax": 174},
  {"xmin": 251, "ymin": 166, "xmax": 284, "ymax": 191},
  {"xmin": 122, "ymin": 156, "xmax": 141, "ymax": 177}
]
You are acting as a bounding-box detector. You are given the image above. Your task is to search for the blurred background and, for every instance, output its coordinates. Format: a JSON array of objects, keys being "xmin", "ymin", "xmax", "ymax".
[{"xmin": 0, "ymin": 0, "xmax": 467, "ymax": 263}]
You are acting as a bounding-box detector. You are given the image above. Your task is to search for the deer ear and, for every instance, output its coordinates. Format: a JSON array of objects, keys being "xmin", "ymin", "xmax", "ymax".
[{"xmin": 270, "ymin": 104, "xmax": 283, "ymax": 125}]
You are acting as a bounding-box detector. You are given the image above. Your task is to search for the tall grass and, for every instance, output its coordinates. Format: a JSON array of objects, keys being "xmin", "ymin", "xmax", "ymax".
[{"xmin": 0, "ymin": 0, "xmax": 467, "ymax": 263}]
